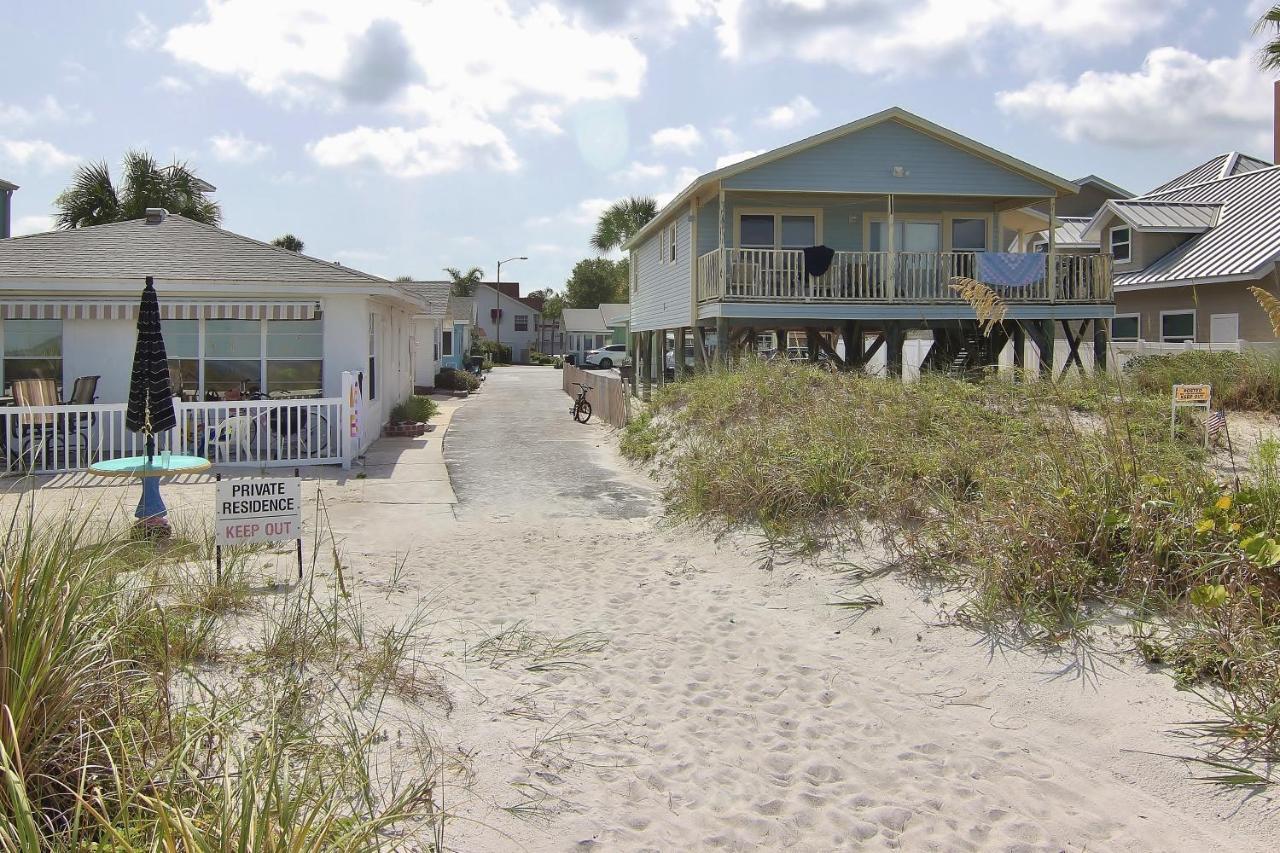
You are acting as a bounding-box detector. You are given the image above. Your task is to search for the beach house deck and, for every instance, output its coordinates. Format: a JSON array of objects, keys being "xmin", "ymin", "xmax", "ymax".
[{"xmin": 622, "ymin": 108, "xmax": 1115, "ymax": 383}]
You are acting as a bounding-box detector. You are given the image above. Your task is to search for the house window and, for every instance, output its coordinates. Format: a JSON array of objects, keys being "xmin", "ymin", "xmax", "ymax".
[
  {"xmin": 442, "ymin": 330, "xmax": 452, "ymax": 356},
  {"xmin": 738, "ymin": 211, "xmax": 820, "ymax": 249},
  {"xmin": 1112, "ymin": 314, "xmax": 1140, "ymax": 341},
  {"xmin": 204, "ymin": 319, "xmax": 262, "ymax": 396},
  {"xmin": 1161, "ymin": 310, "xmax": 1195, "ymax": 343},
  {"xmin": 951, "ymin": 218, "xmax": 987, "ymax": 251},
  {"xmin": 1109, "ymin": 226, "xmax": 1131, "ymax": 263},
  {"xmin": 514, "ymin": 315, "xmax": 528, "ymax": 332},
  {"xmin": 368, "ymin": 313, "xmax": 377, "ymax": 401},
  {"xmin": 162, "ymin": 319, "xmax": 199, "ymax": 396},
  {"xmin": 740, "ymin": 214, "xmax": 775, "ymax": 248},
  {"xmin": 3, "ymin": 319, "xmax": 62, "ymax": 393},
  {"xmin": 668, "ymin": 223, "xmax": 677, "ymax": 262},
  {"xmin": 780, "ymin": 215, "xmax": 816, "ymax": 248},
  {"xmin": 266, "ymin": 318, "xmax": 323, "ymax": 395}
]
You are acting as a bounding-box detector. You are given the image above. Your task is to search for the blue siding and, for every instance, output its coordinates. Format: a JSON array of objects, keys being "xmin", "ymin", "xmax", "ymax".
[
  {"xmin": 724, "ymin": 120, "xmax": 1055, "ymax": 197},
  {"xmin": 696, "ymin": 198, "xmax": 718, "ymax": 256},
  {"xmin": 631, "ymin": 209, "xmax": 693, "ymax": 332}
]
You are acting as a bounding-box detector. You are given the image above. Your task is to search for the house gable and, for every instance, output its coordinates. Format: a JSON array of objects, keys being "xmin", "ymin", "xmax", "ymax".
[{"xmin": 723, "ymin": 118, "xmax": 1058, "ymax": 198}]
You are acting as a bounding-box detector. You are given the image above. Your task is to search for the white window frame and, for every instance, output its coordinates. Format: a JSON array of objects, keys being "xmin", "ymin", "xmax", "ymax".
[
  {"xmin": 1109, "ymin": 225, "xmax": 1132, "ymax": 263},
  {"xmin": 734, "ymin": 208, "xmax": 824, "ymax": 250},
  {"xmin": 1159, "ymin": 309, "xmax": 1195, "ymax": 343},
  {"xmin": 514, "ymin": 314, "xmax": 528, "ymax": 332},
  {"xmin": 1111, "ymin": 313, "xmax": 1140, "ymax": 342},
  {"xmin": 667, "ymin": 223, "xmax": 677, "ymax": 263}
]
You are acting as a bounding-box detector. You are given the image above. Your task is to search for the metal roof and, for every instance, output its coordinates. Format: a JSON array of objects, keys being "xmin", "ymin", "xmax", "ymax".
[
  {"xmin": 1091, "ymin": 199, "xmax": 1222, "ymax": 234},
  {"xmin": 1147, "ymin": 151, "xmax": 1272, "ymax": 195},
  {"xmin": 0, "ymin": 178, "xmax": 17, "ymax": 192},
  {"xmin": 598, "ymin": 302, "xmax": 630, "ymax": 326},
  {"xmin": 1112, "ymin": 165, "xmax": 1280, "ymax": 287},
  {"xmin": 562, "ymin": 307, "xmax": 612, "ymax": 333},
  {"xmin": 0, "ymin": 213, "xmax": 386, "ymax": 284},
  {"xmin": 396, "ymin": 281, "xmax": 452, "ymax": 316},
  {"xmin": 1028, "ymin": 216, "xmax": 1097, "ymax": 248}
]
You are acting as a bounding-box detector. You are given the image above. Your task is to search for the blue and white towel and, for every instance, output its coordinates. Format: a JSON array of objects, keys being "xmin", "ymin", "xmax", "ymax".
[{"xmin": 976, "ymin": 252, "xmax": 1046, "ymax": 288}]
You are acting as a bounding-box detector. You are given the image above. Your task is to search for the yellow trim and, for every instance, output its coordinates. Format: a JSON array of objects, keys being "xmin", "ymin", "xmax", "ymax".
[{"xmin": 732, "ymin": 207, "xmax": 824, "ymax": 248}]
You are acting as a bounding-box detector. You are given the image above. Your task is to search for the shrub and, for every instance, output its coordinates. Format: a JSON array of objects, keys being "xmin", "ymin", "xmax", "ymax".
[
  {"xmin": 435, "ymin": 367, "xmax": 480, "ymax": 392},
  {"xmin": 1126, "ymin": 350, "xmax": 1280, "ymax": 412},
  {"xmin": 390, "ymin": 395, "xmax": 439, "ymax": 423},
  {"xmin": 471, "ymin": 339, "xmax": 511, "ymax": 364},
  {"xmin": 553, "ymin": 358, "xmax": 563, "ymax": 370}
]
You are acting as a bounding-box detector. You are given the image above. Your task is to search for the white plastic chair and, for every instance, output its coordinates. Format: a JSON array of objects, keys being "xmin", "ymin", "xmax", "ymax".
[{"xmin": 209, "ymin": 415, "xmax": 254, "ymax": 462}]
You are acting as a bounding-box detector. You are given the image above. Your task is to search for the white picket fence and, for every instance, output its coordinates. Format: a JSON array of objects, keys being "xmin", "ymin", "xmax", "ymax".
[{"xmin": 0, "ymin": 396, "xmax": 348, "ymax": 475}]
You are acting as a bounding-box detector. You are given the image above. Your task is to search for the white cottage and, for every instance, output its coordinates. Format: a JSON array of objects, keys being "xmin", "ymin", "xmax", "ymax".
[{"xmin": 0, "ymin": 209, "xmax": 421, "ymax": 464}]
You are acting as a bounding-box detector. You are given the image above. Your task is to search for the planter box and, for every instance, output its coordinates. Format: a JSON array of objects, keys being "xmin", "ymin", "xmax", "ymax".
[{"xmin": 384, "ymin": 421, "xmax": 428, "ymax": 438}]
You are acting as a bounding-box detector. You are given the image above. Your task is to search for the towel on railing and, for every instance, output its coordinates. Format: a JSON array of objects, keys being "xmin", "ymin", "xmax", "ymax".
[
  {"xmin": 976, "ymin": 252, "xmax": 1046, "ymax": 288},
  {"xmin": 803, "ymin": 245, "xmax": 835, "ymax": 277}
]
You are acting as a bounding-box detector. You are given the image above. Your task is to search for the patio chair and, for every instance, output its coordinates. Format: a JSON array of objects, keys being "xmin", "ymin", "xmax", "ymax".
[
  {"xmin": 61, "ymin": 375, "xmax": 101, "ymax": 466},
  {"xmin": 207, "ymin": 414, "xmax": 255, "ymax": 462},
  {"xmin": 6, "ymin": 379, "xmax": 60, "ymax": 470}
]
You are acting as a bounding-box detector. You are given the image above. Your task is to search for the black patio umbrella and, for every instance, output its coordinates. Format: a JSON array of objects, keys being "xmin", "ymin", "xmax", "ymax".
[{"xmin": 125, "ymin": 276, "xmax": 177, "ymax": 460}]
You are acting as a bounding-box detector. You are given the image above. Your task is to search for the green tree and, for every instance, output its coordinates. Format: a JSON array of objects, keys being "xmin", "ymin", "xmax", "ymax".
[
  {"xmin": 54, "ymin": 150, "xmax": 221, "ymax": 229},
  {"xmin": 394, "ymin": 275, "xmax": 414, "ymax": 282},
  {"xmin": 444, "ymin": 266, "xmax": 484, "ymax": 297},
  {"xmin": 272, "ymin": 233, "xmax": 304, "ymax": 252},
  {"xmin": 564, "ymin": 258, "xmax": 627, "ymax": 308},
  {"xmin": 528, "ymin": 287, "xmax": 564, "ymax": 321},
  {"xmin": 590, "ymin": 196, "xmax": 658, "ymax": 253},
  {"xmin": 1258, "ymin": 5, "xmax": 1280, "ymax": 70}
]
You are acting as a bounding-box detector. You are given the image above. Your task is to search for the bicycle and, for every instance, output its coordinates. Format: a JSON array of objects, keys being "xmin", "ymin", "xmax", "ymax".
[{"xmin": 570, "ymin": 382, "xmax": 592, "ymax": 424}]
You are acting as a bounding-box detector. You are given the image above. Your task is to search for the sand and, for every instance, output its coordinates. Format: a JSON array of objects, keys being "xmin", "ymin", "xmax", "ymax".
[{"xmin": 5, "ymin": 367, "xmax": 1275, "ymax": 850}]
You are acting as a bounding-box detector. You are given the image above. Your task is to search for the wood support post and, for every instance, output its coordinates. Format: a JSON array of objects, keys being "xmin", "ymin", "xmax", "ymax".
[
  {"xmin": 886, "ymin": 322, "xmax": 904, "ymax": 378},
  {"xmin": 1012, "ymin": 322, "xmax": 1026, "ymax": 374},
  {"xmin": 694, "ymin": 326, "xmax": 709, "ymax": 371},
  {"xmin": 775, "ymin": 328, "xmax": 788, "ymax": 355},
  {"xmin": 652, "ymin": 329, "xmax": 664, "ymax": 386},
  {"xmin": 714, "ymin": 316, "xmax": 730, "ymax": 367},
  {"xmin": 805, "ymin": 327, "xmax": 820, "ymax": 363},
  {"xmin": 630, "ymin": 332, "xmax": 640, "ymax": 396},
  {"xmin": 1093, "ymin": 318, "xmax": 1107, "ymax": 374},
  {"xmin": 1038, "ymin": 320, "xmax": 1055, "ymax": 377},
  {"xmin": 841, "ymin": 321, "xmax": 859, "ymax": 368}
]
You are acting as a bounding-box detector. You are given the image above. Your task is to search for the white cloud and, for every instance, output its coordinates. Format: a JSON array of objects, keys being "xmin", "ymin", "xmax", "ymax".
[
  {"xmin": 656, "ymin": 166, "xmax": 702, "ymax": 207},
  {"xmin": 715, "ymin": 149, "xmax": 765, "ymax": 169},
  {"xmin": 125, "ymin": 12, "xmax": 159, "ymax": 50},
  {"xmin": 156, "ymin": 75, "xmax": 193, "ymax": 94},
  {"xmin": 0, "ymin": 96, "xmax": 82, "ymax": 128},
  {"xmin": 527, "ymin": 197, "xmax": 613, "ymax": 228},
  {"xmin": 0, "ymin": 138, "xmax": 78, "ymax": 172},
  {"xmin": 714, "ymin": 0, "xmax": 1180, "ymax": 75},
  {"xmin": 650, "ymin": 123, "xmax": 702, "ymax": 153},
  {"xmin": 712, "ymin": 126, "xmax": 739, "ymax": 147},
  {"xmin": 308, "ymin": 123, "xmax": 519, "ymax": 177},
  {"xmin": 161, "ymin": 0, "xmax": 646, "ymax": 178},
  {"xmin": 13, "ymin": 215, "xmax": 54, "ymax": 236},
  {"xmin": 758, "ymin": 95, "xmax": 818, "ymax": 129},
  {"xmin": 614, "ymin": 161, "xmax": 667, "ymax": 183},
  {"xmin": 997, "ymin": 46, "xmax": 1273, "ymax": 148},
  {"xmin": 333, "ymin": 248, "xmax": 388, "ymax": 263},
  {"xmin": 210, "ymin": 132, "xmax": 271, "ymax": 163}
]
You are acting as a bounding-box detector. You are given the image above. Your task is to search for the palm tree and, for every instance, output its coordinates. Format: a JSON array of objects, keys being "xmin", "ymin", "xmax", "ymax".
[
  {"xmin": 444, "ymin": 266, "xmax": 484, "ymax": 297},
  {"xmin": 1258, "ymin": 5, "xmax": 1280, "ymax": 71},
  {"xmin": 272, "ymin": 234, "xmax": 304, "ymax": 252},
  {"xmin": 54, "ymin": 150, "xmax": 221, "ymax": 229},
  {"xmin": 591, "ymin": 196, "xmax": 658, "ymax": 254}
]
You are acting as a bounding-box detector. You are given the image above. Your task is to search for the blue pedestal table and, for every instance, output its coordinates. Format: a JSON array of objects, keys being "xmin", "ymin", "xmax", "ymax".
[{"xmin": 88, "ymin": 454, "xmax": 212, "ymax": 537}]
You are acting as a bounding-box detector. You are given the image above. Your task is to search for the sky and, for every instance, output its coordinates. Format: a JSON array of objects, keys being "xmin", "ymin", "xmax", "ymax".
[{"xmin": 2, "ymin": 1, "xmax": 1277, "ymax": 293}]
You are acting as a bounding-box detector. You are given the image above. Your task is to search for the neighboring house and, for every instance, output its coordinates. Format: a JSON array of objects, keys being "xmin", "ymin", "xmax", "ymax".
[
  {"xmin": 621, "ymin": 107, "xmax": 1114, "ymax": 383},
  {"xmin": 1082, "ymin": 151, "xmax": 1280, "ymax": 350},
  {"xmin": 0, "ymin": 179, "xmax": 16, "ymax": 239},
  {"xmin": 562, "ymin": 306, "xmax": 615, "ymax": 361},
  {"xmin": 599, "ymin": 302, "xmax": 630, "ymax": 345},
  {"xmin": 1020, "ymin": 175, "xmax": 1133, "ymax": 253},
  {"xmin": 445, "ymin": 295, "xmax": 476, "ymax": 369},
  {"xmin": 535, "ymin": 316, "xmax": 564, "ymax": 356},
  {"xmin": 472, "ymin": 281, "xmax": 542, "ymax": 363},
  {"xmin": 398, "ymin": 280, "xmax": 452, "ymax": 391},
  {"xmin": 0, "ymin": 207, "xmax": 420, "ymax": 454}
]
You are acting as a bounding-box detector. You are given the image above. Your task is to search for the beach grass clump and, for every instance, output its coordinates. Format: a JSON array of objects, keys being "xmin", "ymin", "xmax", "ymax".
[
  {"xmin": 1126, "ymin": 349, "xmax": 1280, "ymax": 412},
  {"xmin": 631, "ymin": 360, "xmax": 1280, "ymax": 760}
]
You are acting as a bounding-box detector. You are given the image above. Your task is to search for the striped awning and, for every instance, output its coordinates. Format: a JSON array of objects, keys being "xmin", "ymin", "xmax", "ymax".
[{"xmin": 0, "ymin": 299, "xmax": 320, "ymax": 320}]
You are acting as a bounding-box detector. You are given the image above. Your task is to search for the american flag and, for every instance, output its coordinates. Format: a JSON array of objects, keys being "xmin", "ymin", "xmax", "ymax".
[{"xmin": 1206, "ymin": 410, "xmax": 1227, "ymax": 444}]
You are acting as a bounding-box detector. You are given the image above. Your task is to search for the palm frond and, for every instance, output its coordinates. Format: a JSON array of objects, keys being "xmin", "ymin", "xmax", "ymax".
[
  {"xmin": 1248, "ymin": 286, "xmax": 1280, "ymax": 336},
  {"xmin": 591, "ymin": 196, "xmax": 658, "ymax": 253},
  {"xmin": 53, "ymin": 160, "xmax": 120, "ymax": 229},
  {"xmin": 949, "ymin": 277, "xmax": 1007, "ymax": 335},
  {"xmin": 1255, "ymin": 4, "xmax": 1280, "ymax": 71}
]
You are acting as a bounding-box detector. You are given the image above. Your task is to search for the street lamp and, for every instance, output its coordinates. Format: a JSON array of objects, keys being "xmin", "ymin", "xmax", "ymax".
[{"xmin": 494, "ymin": 255, "xmax": 527, "ymax": 355}]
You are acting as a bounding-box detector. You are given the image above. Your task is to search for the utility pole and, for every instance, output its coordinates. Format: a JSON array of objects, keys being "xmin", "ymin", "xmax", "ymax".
[{"xmin": 495, "ymin": 255, "xmax": 527, "ymax": 359}]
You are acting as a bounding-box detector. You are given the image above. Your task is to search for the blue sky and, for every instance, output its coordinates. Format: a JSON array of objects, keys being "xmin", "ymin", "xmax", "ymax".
[{"xmin": 2, "ymin": 1, "xmax": 1276, "ymax": 292}]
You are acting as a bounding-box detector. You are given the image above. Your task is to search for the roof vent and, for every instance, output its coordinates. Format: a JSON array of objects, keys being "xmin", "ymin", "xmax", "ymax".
[{"xmin": 144, "ymin": 208, "xmax": 167, "ymax": 224}]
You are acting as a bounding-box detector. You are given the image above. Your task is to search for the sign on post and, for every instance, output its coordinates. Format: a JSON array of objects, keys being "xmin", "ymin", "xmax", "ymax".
[
  {"xmin": 216, "ymin": 477, "xmax": 301, "ymax": 546},
  {"xmin": 1171, "ymin": 384, "xmax": 1212, "ymax": 445}
]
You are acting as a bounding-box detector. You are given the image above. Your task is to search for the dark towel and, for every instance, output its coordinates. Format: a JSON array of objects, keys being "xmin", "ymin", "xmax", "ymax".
[
  {"xmin": 803, "ymin": 245, "xmax": 835, "ymax": 277},
  {"xmin": 125, "ymin": 276, "xmax": 177, "ymax": 439}
]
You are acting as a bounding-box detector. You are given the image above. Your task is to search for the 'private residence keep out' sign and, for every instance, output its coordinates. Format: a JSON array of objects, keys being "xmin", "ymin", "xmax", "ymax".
[{"xmin": 215, "ymin": 477, "xmax": 302, "ymax": 546}]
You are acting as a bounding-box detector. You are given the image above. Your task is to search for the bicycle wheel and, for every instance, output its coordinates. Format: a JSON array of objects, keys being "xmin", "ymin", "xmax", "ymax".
[{"xmin": 574, "ymin": 400, "xmax": 592, "ymax": 424}]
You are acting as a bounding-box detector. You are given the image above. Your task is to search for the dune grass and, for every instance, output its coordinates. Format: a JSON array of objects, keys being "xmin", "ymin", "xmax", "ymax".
[{"xmin": 625, "ymin": 359, "xmax": 1280, "ymax": 768}]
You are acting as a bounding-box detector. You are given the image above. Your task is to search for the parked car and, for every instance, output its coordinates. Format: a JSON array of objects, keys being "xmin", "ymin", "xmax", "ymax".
[{"xmin": 584, "ymin": 344, "xmax": 628, "ymax": 369}]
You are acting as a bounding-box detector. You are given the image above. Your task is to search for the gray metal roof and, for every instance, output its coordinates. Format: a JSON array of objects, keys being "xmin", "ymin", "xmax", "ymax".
[
  {"xmin": 1113, "ymin": 165, "xmax": 1280, "ymax": 287},
  {"xmin": 562, "ymin": 307, "xmax": 611, "ymax": 333},
  {"xmin": 598, "ymin": 302, "xmax": 630, "ymax": 326},
  {"xmin": 396, "ymin": 281, "xmax": 451, "ymax": 316},
  {"xmin": 1030, "ymin": 216, "xmax": 1097, "ymax": 248},
  {"xmin": 0, "ymin": 213, "xmax": 386, "ymax": 283},
  {"xmin": 1148, "ymin": 152, "xmax": 1272, "ymax": 194},
  {"xmin": 1098, "ymin": 199, "xmax": 1222, "ymax": 232}
]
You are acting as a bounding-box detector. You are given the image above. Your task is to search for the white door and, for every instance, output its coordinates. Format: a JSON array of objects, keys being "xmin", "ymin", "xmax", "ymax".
[{"xmin": 1209, "ymin": 313, "xmax": 1238, "ymax": 346}]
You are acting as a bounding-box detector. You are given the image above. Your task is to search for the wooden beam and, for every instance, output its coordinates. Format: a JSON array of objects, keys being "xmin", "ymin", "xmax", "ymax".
[
  {"xmin": 814, "ymin": 332, "xmax": 848, "ymax": 368},
  {"xmin": 714, "ymin": 316, "xmax": 729, "ymax": 367},
  {"xmin": 1038, "ymin": 319, "xmax": 1055, "ymax": 377},
  {"xmin": 1059, "ymin": 319, "xmax": 1086, "ymax": 377},
  {"xmin": 859, "ymin": 333, "xmax": 885, "ymax": 367},
  {"xmin": 886, "ymin": 322, "xmax": 904, "ymax": 378},
  {"xmin": 805, "ymin": 327, "xmax": 820, "ymax": 362},
  {"xmin": 1093, "ymin": 318, "xmax": 1107, "ymax": 374},
  {"xmin": 694, "ymin": 325, "xmax": 709, "ymax": 371},
  {"xmin": 1011, "ymin": 322, "xmax": 1026, "ymax": 373}
]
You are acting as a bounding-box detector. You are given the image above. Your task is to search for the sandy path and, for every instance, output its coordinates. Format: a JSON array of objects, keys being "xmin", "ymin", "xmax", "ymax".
[{"xmin": 347, "ymin": 366, "xmax": 1272, "ymax": 851}]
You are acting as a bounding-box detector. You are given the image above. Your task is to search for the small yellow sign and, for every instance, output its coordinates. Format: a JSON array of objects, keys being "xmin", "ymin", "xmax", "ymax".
[{"xmin": 1173, "ymin": 384, "xmax": 1211, "ymax": 403}]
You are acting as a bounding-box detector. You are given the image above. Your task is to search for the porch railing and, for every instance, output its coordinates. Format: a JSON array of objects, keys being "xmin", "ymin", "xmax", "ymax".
[
  {"xmin": 694, "ymin": 249, "xmax": 1112, "ymax": 304},
  {"xmin": 0, "ymin": 396, "xmax": 347, "ymax": 476}
]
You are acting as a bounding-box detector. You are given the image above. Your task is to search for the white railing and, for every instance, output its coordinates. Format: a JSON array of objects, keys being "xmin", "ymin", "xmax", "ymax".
[
  {"xmin": 0, "ymin": 396, "xmax": 347, "ymax": 476},
  {"xmin": 696, "ymin": 249, "xmax": 1112, "ymax": 304}
]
